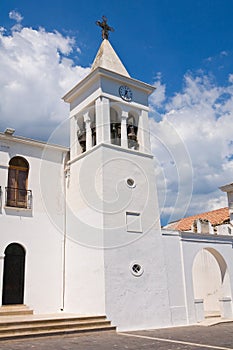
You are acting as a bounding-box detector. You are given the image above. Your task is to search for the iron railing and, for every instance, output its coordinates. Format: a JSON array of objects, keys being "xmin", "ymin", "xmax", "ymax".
[{"xmin": 5, "ymin": 187, "xmax": 32, "ymax": 209}]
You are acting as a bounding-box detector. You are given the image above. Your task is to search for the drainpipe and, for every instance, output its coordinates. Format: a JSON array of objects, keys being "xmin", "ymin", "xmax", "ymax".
[{"xmin": 61, "ymin": 153, "xmax": 69, "ymax": 311}]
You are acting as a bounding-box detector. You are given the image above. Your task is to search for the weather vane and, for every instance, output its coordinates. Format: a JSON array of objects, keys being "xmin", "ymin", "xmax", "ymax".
[{"xmin": 96, "ymin": 16, "xmax": 114, "ymax": 40}]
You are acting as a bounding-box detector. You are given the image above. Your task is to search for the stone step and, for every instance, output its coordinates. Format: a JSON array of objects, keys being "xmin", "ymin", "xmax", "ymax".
[
  {"xmin": 0, "ymin": 314, "xmax": 115, "ymax": 340},
  {"xmin": 204, "ymin": 311, "xmax": 221, "ymax": 319},
  {"xmin": 0, "ymin": 315, "xmax": 109, "ymax": 328},
  {"xmin": 0, "ymin": 305, "xmax": 33, "ymax": 316}
]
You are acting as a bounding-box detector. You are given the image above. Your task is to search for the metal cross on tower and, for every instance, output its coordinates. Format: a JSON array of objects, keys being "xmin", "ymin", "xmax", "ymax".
[{"xmin": 96, "ymin": 16, "xmax": 114, "ymax": 40}]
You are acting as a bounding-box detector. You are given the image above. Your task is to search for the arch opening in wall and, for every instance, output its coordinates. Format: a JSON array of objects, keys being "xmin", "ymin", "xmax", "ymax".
[
  {"xmin": 6, "ymin": 156, "xmax": 30, "ymax": 209},
  {"xmin": 77, "ymin": 106, "xmax": 96, "ymax": 153},
  {"xmin": 2, "ymin": 243, "xmax": 26, "ymax": 305},
  {"xmin": 192, "ymin": 248, "xmax": 232, "ymax": 318},
  {"xmin": 77, "ymin": 115, "xmax": 86, "ymax": 153},
  {"xmin": 110, "ymin": 107, "xmax": 121, "ymax": 146},
  {"xmin": 88, "ymin": 106, "xmax": 96, "ymax": 147},
  {"xmin": 127, "ymin": 113, "xmax": 139, "ymax": 150}
]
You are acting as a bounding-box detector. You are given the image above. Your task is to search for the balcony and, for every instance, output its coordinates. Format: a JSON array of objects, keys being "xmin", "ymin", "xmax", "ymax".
[{"xmin": 5, "ymin": 187, "xmax": 32, "ymax": 209}]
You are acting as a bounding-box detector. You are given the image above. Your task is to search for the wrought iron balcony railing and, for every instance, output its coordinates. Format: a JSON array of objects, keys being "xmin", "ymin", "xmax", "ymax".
[{"xmin": 5, "ymin": 187, "xmax": 32, "ymax": 209}]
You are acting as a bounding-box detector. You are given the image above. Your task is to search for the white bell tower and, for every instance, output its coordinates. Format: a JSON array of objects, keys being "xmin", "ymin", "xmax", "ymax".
[
  {"xmin": 65, "ymin": 38, "xmax": 152, "ymax": 158},
  {"xmin": 62, "ymin": 19, "xmax": 171, "ymax": 331}
]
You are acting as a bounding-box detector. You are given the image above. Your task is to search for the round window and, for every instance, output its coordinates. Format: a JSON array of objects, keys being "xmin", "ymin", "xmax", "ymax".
[
  {"xmin": 130, "ymin": 263, "xmax": 144, "ymax": 277},
  {"xmin": 126, "ymin": 178, "xmax": 135, "ymax": 188}
]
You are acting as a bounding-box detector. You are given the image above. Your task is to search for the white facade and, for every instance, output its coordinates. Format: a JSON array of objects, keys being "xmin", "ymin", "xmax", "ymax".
[
  {"xmin": 0, "ymin": 135, "xmax": 68, "ymax": 314},
  {"xmin": 0, "ymin": 38, "xmax": 233, "ymax": 331}
]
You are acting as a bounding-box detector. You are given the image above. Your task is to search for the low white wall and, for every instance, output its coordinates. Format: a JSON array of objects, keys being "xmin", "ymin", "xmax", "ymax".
[{"xmin": 162, "ymin": 231, "xmax": 188, "ymax": 325}]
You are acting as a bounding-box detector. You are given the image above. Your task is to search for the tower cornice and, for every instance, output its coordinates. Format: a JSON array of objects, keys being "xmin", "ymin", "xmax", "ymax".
[{"xmin": 62, "ymin": 67, "xmax": 155, "ymax": 104}]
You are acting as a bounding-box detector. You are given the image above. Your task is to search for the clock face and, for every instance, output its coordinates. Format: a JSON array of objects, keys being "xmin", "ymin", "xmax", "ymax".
[{"xmin": 119, "ymin": 85, "xmax": 132, "ymax": 102}]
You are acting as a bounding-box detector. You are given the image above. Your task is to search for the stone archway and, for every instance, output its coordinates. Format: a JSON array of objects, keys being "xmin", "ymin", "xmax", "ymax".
[{"xmin": 192, "ymin": 248, "xmax": 232, "ymax": 318}]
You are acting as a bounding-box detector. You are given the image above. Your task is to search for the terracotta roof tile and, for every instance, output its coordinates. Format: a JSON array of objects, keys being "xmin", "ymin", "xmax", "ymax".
[{"xmin": 166, "ymin": 207, "xmax": 230, "ymax": 231}]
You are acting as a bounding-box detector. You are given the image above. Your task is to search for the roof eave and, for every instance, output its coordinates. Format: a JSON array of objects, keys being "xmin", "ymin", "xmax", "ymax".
[
  {"xmin": 0, "ymin": 132, "xmax": 69, "ymax": 151},
  {"xmin": 219, "ymin": 183, "xmax": 233, "ymax": 192}
]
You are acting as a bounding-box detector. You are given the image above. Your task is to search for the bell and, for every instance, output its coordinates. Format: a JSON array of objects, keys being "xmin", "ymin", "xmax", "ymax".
[
  {"xmin": 91, "ymin": 122, "xmax": 96, "ymax": 146},
  {"xmin": 77, "ymin": 129, "xmax": 86, "ymax": 152},
  {"xmin": 128, "ymin": 125, "xmax": 139, "ymax": 149},
  {"xmin": 128, "ymin": 126, "xmax": 137, "ymax": 141}
]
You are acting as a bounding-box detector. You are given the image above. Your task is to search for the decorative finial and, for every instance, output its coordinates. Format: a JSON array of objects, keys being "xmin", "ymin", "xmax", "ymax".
[{"xmin": 96, "ymin": 16, "xmax": 114, "ymax": 40}]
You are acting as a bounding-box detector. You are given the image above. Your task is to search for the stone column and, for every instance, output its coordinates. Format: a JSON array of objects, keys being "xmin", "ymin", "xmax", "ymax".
[
  {"xmin": 84, "ymin": 112, "xmax": 92, "ymax": 151},
  {"xmin": 95, "ymin": 97, "xmax": 111, "ymax": 145},
  {"xmin": 219, "ymin": 297, "xmax": 233, "ymax": 318},
  {"xmin": 228, "ymin": 192, "xmax": 233, "ymax": 224},
  {"xmin": 70, "ymin": 115, "xmax": 79, "ymax": 160},
  {"xmin": 137, "ymin": 110, "xmax": 151, "ymax": 153},
  {"xmin": 194, "ymin": 299, "xmax": 204, "ymax": 322},
  {"xmin": 121, "ymin": 111, "xmax": 128, "ymax": 148}
]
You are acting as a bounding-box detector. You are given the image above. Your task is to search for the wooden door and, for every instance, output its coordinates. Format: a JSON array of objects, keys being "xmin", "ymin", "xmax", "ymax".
[{"xmin": 2, "ymin": 244, "xmax": 25, "ymax": 305}]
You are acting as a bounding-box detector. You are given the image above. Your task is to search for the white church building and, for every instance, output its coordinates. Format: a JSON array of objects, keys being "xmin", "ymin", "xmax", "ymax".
[{"xmin": 1, "ymin": 20, "xmax": 233, "ymax": 332}]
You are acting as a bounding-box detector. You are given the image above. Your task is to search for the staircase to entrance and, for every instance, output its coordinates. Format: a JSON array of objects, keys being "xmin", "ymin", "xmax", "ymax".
[{"xmin": 0, "ymin": 305, "xmax": 115, "ymax": 340}]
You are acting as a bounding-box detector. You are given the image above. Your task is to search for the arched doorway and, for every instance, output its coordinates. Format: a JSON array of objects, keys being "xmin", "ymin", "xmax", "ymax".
[
  {"xmin": 192, "ymin": 248, "xmax": 231, "ymax": 317},
  {"xmin": 2, "ymin": 243, "xmax": 26, "ymax": 305}
]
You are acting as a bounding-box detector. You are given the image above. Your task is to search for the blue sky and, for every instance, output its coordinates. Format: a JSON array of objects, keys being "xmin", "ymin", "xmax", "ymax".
[
  {"xmin": 0, "ymin": 0, "xmax": 233, "ymax": 224},
  {"xmin": 1, "ymin": 0, "xmax": 233, "ymax": 94}
]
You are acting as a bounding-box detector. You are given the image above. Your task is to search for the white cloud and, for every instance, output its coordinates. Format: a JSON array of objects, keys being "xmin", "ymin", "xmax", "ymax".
[
  {"xmin": 220, "ymin": 51, "xmax": 228, "ymax": 57},
  {"xmin": 1, "ymin": 20, "xmax": 232, "ymax": 225},
  {"xmin": 0, "ymin": 23, "xmax": 90, "ymax": 142},
  {"xmin": 150, "ymin": 72, "xmax": 233, "ymax": 224},
  {"xmin": 9, "ymin": 10, "xmax": 24, "ymax": 31},
  {"xmin": 9, "ymin": 10, "xmax": 23, "ymax": 23},
  {"xmin": 149, "ymin": 73, "xmax": 166, "ymax": 108},
  {"xmin": 229, "ymin": 74, "xmax": 233, "ymax": 83}
]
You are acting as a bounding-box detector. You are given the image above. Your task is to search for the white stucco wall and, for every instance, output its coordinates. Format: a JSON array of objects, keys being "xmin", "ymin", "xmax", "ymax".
[
  {"xmin": 101, "ymin": 145, "xmax": 171, "ymax": 331},
  {"xmin": 1, "ymin": 136, "xmax": 233, "ymax": 330},
  {"xmin": 0, "ymin": 134, "xmax": 68, "ymax": 314},
  {"xmin": 64, "ymin": 146, "xmax": 106, "ymax": 316}
]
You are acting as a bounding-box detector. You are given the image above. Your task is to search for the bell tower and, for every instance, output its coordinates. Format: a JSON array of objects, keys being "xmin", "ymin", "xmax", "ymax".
[
  {"xmin": 64, "ymin": 38, "xmax": 153, "ymax": 159},
  {"xmin": 62, "ymin": 18, "xmax": 171, "ymax": 331}
]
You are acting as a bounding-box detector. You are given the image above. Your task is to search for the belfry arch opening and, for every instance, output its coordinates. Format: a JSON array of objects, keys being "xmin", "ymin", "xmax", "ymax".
[
  {"xmin": 76, "ymin": 106, "xmax": 96, "ymax": 153},
  {"xmin": 192, "ymin": 248, "xmax": 232, "ymax": 318},
  {"xmin": 127, "ymin": 112, "xmax": 139, "ymax": 150},
  {"xmin": 110, "ymin": 107, "xmax": 121, "ymax": 146}
]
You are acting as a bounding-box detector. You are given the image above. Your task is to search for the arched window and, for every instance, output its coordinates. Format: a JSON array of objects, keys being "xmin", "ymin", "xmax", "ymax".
[{"xmin": 6, "ymin": 157, "xmax": 30, "ymax": 208}]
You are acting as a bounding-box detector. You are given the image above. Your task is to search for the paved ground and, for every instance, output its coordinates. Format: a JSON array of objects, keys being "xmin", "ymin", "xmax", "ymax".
[{"xmin": 1, "ymin": 323, "xmax": 233, "ymax": 350}]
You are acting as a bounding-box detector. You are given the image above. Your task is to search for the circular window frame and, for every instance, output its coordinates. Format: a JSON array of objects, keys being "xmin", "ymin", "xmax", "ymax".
[
  {"xmin": 130, "ymin": 262, "xmax": 144, "ymax": 277},
  {"xmin": 126, "ymin": 178, "xmax": 136, "ymax": 188}
]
